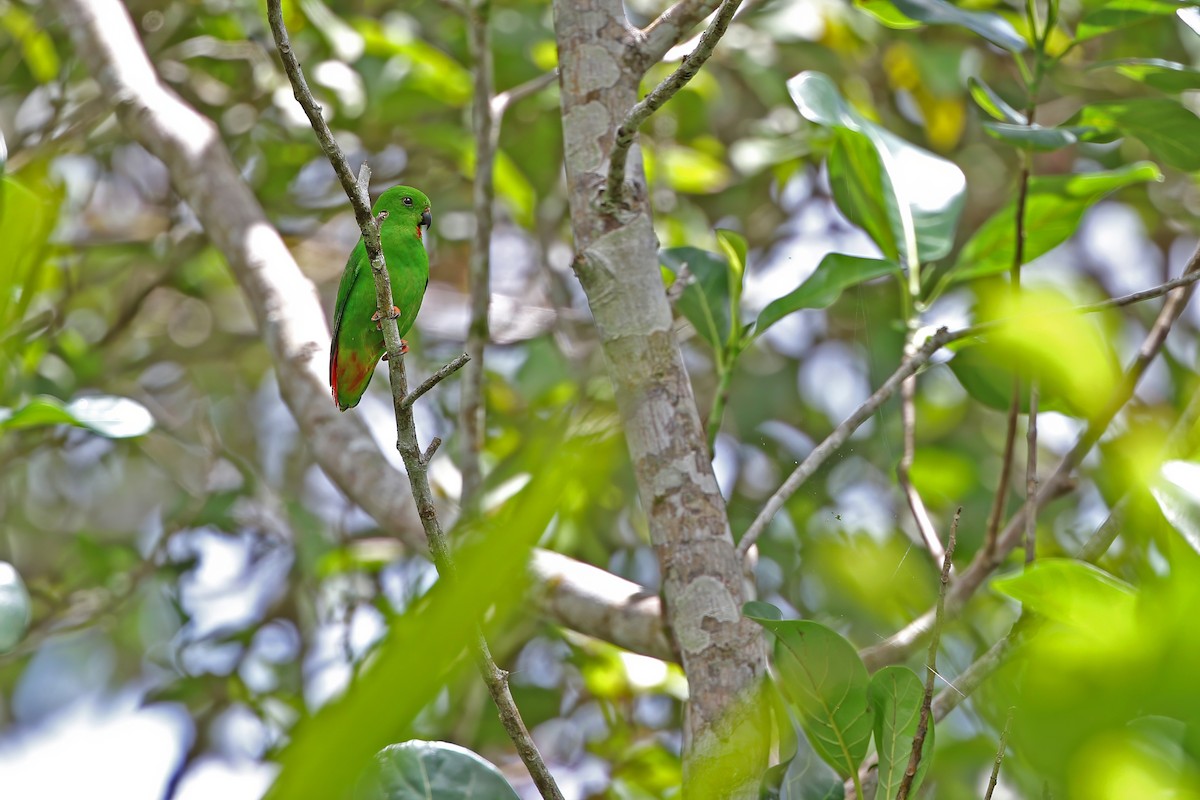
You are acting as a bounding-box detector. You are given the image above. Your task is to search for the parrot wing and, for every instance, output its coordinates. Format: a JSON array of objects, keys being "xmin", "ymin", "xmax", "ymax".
[{"xmin": 329, "ymin": 240, "xmax": 367, "ymax": 400}]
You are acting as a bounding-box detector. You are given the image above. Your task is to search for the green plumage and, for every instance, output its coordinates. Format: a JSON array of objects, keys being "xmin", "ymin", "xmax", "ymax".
[{"xmin": 330, "ymin": 185, "xmax": 432, "ymax": 411}]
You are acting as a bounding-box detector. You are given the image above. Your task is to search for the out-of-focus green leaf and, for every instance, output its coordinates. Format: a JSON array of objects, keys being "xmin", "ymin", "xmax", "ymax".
[
  {"xmin": 828, "ymin": 129, "xmax": 898, "ymax": 260},
  {"xmin": 0, "ymin": 561, "xmax": 31, "ymax": 652},
  {"xmin": 754, "ymin": 254, "xmax": 897, "ymax": 337},
  {"xmin": 1076, "ymin": 0, "xmax": 1188, "ymax": 41},
  {"xmin": 993, "ymin": 559, "xmax": 1136, "ymax": 631},
  {"xmin": 869, "ymin": 666, "xmax": 934, "ymax": 800},
  {"xmin": 1071, "ymin": 99, "xmax": 1200, "ymax": 172},
  {"xmin": 788, "ymin": 71, "xmax": 965, "ymax": 264},
  {"xmin": 949, "ymin": 289, "xmax": 1122, "ymax": 422},
  {"xmin": 658, "ymin": 145, "xmax": 732, "ymax": 194},
  {"xmin": 950, "ymin": 162, "xmax": 1162, "ymax": 282},
  {"xmin": 1090, "ymin": 59, "xmax": 1200, "ymax": 92},
  {"xmin": 0, "ymin": 394, "xmax": 154, "ymax": 438},
  {"xmin": 354, "ymin": 741, "xmax": 520, "ymax": 800},
  {"xmin": 494, "ymin": 150, "xmax": 536, "ymax": 227},
  {"xmin": 717, "ymin": 229, "xmax": 747, "ymax": 343},
  {"xmin": 856, "ymin": 0, "xmax": 1026, "ymax": 51},
  {"xmin": 0, "ymin": 1, "xmax": 60, "ymax": 83},
  {"xmin": 661, "ymin": 246, "xmax": 731, "ymax": 349},
  {"xmin": 0, "ymin": 171, "xmax": 63, "ymax": 345},
  {"xmin": 744, "ymin": 608, "xmax": 874, "ymax": 779},
  {"xmin": 267, "ymin": 445, "xmax": 570, "ymax": 800},
  {"xmin": 1152, "ymin": 461, "xmax": 1200, "ymax": 554},
  {"xmin": 857, "ymin": 1, "xmax": 923, "ymax": 29},
  {"xmin": 968, "ymin": 77, "xmax": 1027, "ymax": 124},
  {"xmin": 356, "ymin": 19, "xmax": 472, "ymax": 105},
  {"xmin": 983, "ymin": 122, "xmax": 1081, "ymax": 151}
]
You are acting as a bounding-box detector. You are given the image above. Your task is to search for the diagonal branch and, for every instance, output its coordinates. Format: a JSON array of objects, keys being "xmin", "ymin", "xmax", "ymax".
[
  {"xmin": 637, "ymin": 0, "xmax": 725, "ymax": 65},
  {"xmin": 265, "ymin": 5, "xmax": 562, "ymax": 798},
  {"xmin": 862, "ymin": 254, "xmax": 1200, "ymax": 671},
  {"xmin": 603, "ymin": 0, "xmax": 742, "ymax": 212},
  {"xmin": 738, "ymin": 327, "xmax": 951, "ymax": 559},
  {"xmin": 49, "ymin": 0, "xmax": 673, "ymax": 673}
]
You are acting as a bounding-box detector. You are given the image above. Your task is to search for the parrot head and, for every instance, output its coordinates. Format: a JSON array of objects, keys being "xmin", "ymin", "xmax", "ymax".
[{"xmin": 374, "ymin": 185, "xmax": 432, "ymax": 240}]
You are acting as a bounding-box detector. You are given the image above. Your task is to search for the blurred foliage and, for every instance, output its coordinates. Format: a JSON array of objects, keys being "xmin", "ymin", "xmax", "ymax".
[{"xmin": 3, "ymin": 0, "xmax": 1200, "ymax": 796}]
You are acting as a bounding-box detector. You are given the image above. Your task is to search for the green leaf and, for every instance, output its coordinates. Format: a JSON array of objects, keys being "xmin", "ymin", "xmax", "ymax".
[
  {"xmin": 1151, "ymin": 461, "xmax": 1200, "ymax": 554},
  {"xmin": 968, "ymin": 77, "xmax": 1027, "ymax": 124},
  {"xmin": 788, "ymin": 71, "xmax": 966, "ymax": 264},
  {"xmin": 858, "ymin": 0, "xmax": 1026, "ymax": 51},
  {"xmin": 0, "ymin": 561, "xmax": 31, "ymax": 653},
  {"xmin": 828, "ymin": 129, "xmax": 899, "ymax": 260},
  {"xmin": 0, "ymin": 172, "xmax": 63, "ymax": 343},
  {"xmin": 0, "ymin": 395, "xmax": 154, "ymax": 439},
  {"xmin": 661, "ymin": 246, "xmax": 731, "ymax": 349},
  {"xmin": 745, "ymin": 610, "xmax": 874, "ymax": 779},
  {"xmin": 993, "ymin": 559, "xmax": 1136, "ymax": 630},
  {"xmin": 659, "ymin": 145, "xmax": 732, "ymax": 194},
  {"xmin": 716, "ymin": 229, "xmax": 748, "ymax": 343},
  {"xmin": 949, "ymin": 162, "xmax": 1162, "ymax": 282},
  {"xmin": 755, "ymin": 254, "xmax": 898, "ymax": 336},
  {"xmin": 983, "ymin": 122, "xmax": 1081, "ymax": 151},
  {"xmin": 355, "ymin": 741, "xmax": 520, "ymax": 800},
  {"xmin": 0, "ymin": 2, "xmax": 60, "ymax": 83},
  {"xmin": 267, "ymin": 446, "xmax": 570, "ymax": 800},
  {"xmin": 743, "ymin": 600, "xmax": 783, "ymax": 621},
  {"xmin": 869, "ymin": 666, "xmax": 934, "ymax": 800},
  {"xmin": 1076, "ymin": 0, "xmax": 1188, "ymax": 41},
  {"xmin": 1072, "ymin": 99, "xmax": 1200, "ymax": 172},
  {"xmin": 1090, "ymin": 59, "xmax": 1200, "ymax": 93}
]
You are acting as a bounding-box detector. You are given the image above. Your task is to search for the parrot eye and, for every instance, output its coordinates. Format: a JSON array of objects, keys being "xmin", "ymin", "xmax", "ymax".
[{"xmin": 403, "ymin": 196, "xmax": 414, "ymax": 206}]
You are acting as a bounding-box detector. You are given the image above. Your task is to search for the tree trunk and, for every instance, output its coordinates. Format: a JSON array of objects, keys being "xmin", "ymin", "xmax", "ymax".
[{"xmin": 552, "ymin": 1, "xmax": 766, "ymax": 793}]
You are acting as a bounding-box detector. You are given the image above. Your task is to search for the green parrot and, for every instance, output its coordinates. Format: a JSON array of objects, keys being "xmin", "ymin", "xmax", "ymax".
[{"xmin": 330, "ymin": 185, "xmax": 432, "ymax": 411}]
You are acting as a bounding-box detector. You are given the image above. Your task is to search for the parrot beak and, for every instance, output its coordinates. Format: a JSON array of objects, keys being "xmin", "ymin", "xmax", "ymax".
[{"xmin": 420, "ymin": 208, "xmax": 432, "ymax": 229}]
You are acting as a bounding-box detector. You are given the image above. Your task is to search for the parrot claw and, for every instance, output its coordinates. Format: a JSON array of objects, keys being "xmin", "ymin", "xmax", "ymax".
[
  {"xmin": 381, "ymin": 340, "xmax": 409, "ymax": 361},
  {"xmin": 371, "ymin": 306, "xmax": 402, "ymax": 329}
]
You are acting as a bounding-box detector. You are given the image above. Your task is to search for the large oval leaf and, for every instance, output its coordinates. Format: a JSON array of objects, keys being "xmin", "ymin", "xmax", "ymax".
[
  {"xmin": 745, "ymin": 606, "xmax": 874, "ymax": 779},
  {"xmin": 754, "ymin": 254, "xmax": 898, "ymax": 336},
  {"xmin": 858, "ymin": 0, "xmax": 1026, "ymax": 51},
  {"xmin": 0, "ymin": 394, "xmax": 155, "ymax": 438},
  {"xmin": 661, "ymin": 246, "xmax": 731, "ymax": 349},
  {"xmin": 788, "ymin": 71, "xmax": 965, "ymax": 265},
  {"xmin": 992, "ymin": 559, "xmax": 1135, "ymax": 631},
  {"xmin": 355, "ymin": 740, "xmax": 520, "ymax": 800},
  {"xmin": 949, "ymin": 162, "xmax": 1162, "ymax": 282},
  {"xmin": 1072, "ymin": 99, "xmax": 1200, "ymax": 172},
  {"xmin": 869, "ymin": 666, "xmax": 934, "ymax": 800}
]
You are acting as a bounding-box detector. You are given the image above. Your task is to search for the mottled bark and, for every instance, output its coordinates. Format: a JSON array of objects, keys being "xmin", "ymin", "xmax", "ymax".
[{"xmin": 553, "ymin": 1, "xmax": 766, "ymax": 793}]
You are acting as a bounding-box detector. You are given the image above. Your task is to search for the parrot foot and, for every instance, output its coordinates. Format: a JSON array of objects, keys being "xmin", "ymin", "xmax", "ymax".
[
  {"xmin": 372, "ymin": 306, "xmax": 402, "ymax": 329},
  {"xmin": 381, "ymin": 340, "xmax": 409, "ymax": 361}
]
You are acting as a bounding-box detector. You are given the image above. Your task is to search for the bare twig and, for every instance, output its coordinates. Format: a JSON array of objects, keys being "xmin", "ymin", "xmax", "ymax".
[
  {"xmin": 896, "ymin": 508, "xmax": 958, "ymax": 800},
  {"xmin": 944, "ymin": 268, "xmax": 1200, "ymax": 347},
  {"xmin": 897, "ymin": 344, "xmax": 945, "ymax": 565},
  {"xmin": 1025, "ymin": 384, "xmax": 1038, "ymax": 565},
  {"xmin": 984, "ymin": 708, "xmax": 1016, "ymax": 800},
  {"xmin": 459, "ymin": 0, "xmax": 497, "ymax": 518},
  {"xmin": 400, "ymin": 353, "xmax": 471, "ymax": 412},
  {"xmin": 266, "ymin": 6, "xmax": 563, "ymax": 798},
  {"xmin": 491, "ymin": 70, "xmax": 558, "ymax": 117},
  {"xmin": 603, "ymin": 0, "xmax": 741, "ymax": 212},
  {"xmin": 862, "ymin": 254, "xmax": 1200, "ymax": 671},
  {"xmin": 739, "ymin": 327, "xmax": 951, "ymax": 559},
  {"xmin": 983, "ymin": 391, "xmax": 1020, "ymax": 562},
  {"xmin": 638, "ymin": 0, "xmax": 725, "ymax": 64}
]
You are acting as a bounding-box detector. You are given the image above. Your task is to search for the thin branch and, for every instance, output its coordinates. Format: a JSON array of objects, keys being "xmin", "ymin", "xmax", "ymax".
[
  {"xmin": 984, "ymin": 708, "xmax": 1015, "ymax": 800},
  {"xmin": 862, "ymin": 254, "xmax": 1200, "ymax": 671},
  {"xmin": 982, "ymin": 390, "xmax": 1020, "ymax": 562},
  {"xmin": 896, "ymin": 508, "xmax": 958, "ymax": 800},
  {"xmin": 944, "ymin": 268, "xmax": 1200, "ymax": 347},
  {"xmin": 897, "ymin": 346, "xmax": 946, "ymax": 566},
  {"xmin": 603, "ymin": 0, "xmax": 741, "ymax": 212},
  {"xmin": 266, "ymin": 7, "xmax": 563, "ymax": 798},
  {"xmin": 739, "ymin": 327, "xmax": 951, "ymax": 559},
  {"xmin": 459, "ymin": 0, "xmax": 497, "ymax": 519},
  {"xmin": 1025, "ymin": 384, "xmax": 1038, "ymax": 565},
  {"xmin": 638, "ymin": 0, "xmax": 725, "ymax": 65},
  {"xmin": 400, "ymin": 353, "xmax": 471, "ymax": 412},
  {"xmin": 491, "ymin": 70, "xmax": 558, "ymax": 117}
]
